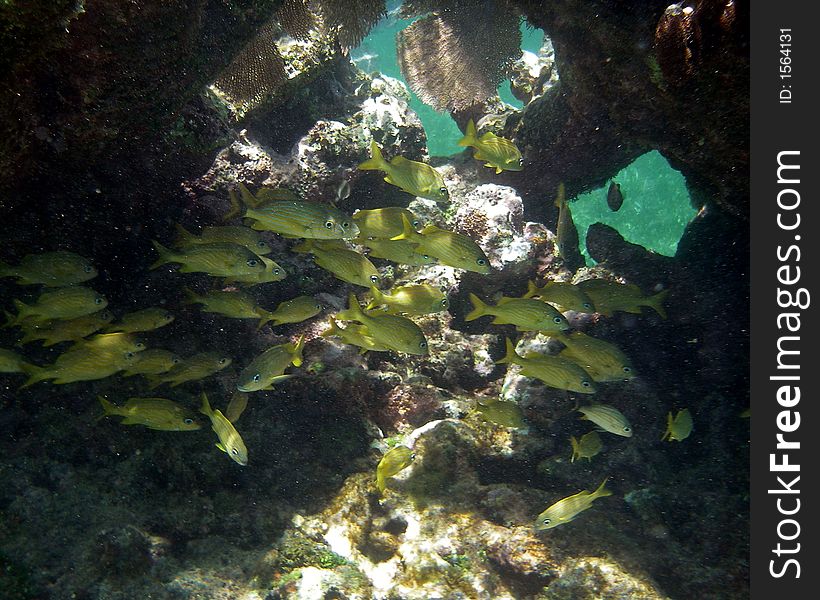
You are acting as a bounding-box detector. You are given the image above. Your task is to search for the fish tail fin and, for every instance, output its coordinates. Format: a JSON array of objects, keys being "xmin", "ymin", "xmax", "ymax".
[
  {"xmin": 465, "ymin": 293, "xmax": 488, "ymax": 321},
  {"xmin": 647, "ymin": 288, "xmax": 669, "ymax": 319},
  {"xmin": 19, "ymin": 365, "xmax": 48, "ymax": 389},
  {"xmin": 3, "ymin": 307, "xmax": 21, "ymax": 329},
  {"xmin": 494, "ymin": 337, "xmax": 519, "ymax": 365},
  {"xmin": 365, "ymin": 286, "xmax": 385, "ymax": 311},
  {"xmin": 223, "ymin": 189, "xmax": 243, "ymax": 221},
  {"xmin": 321, "ymin": 316, "xmax": 340, "ymax": 337},
  {"xmin": 522, "ymin": 280, "xmax": 539, "ymax": 299},
  {"xmin": 337, "ymin": 293, "xmax": 364, "ymax": 322},
  {"xmin": 291, "ymin": 239, "xmax": 314, "ymax": 254},
  {"xmin": 174, "ymin": 223, "xmax": 195, "ymax": 246},
  {"xmin": 660, "ymin": 412, "xmax": 673, "ymax": 441},
  {"xmin": 256, "ymin": 310, "xmax": 274, "ymax": 331},
  {"xmin": 554, "ymin": 182, "xmax": 566, "ymax": 208},
  {"xmin": 199, "ymin": 392, "xmax": 212, "ymax": 417},
  {"xmin": 150, "ymin": 240, "xmax": 173, "ymax": 270},
  {"xmin": 570, "ymin": 436, "xmax": 579, "ymax": 463},
  {"xmin": 376, "ymin": 472, "xmax": 386, "ymax": 493},
  {"xmin": 457, "ymin": 119, "xmax": 477, "ymax": 147},
  {"xmin": 389, "ymin": 213, "xmax": 416, "ymax": 242},
  {"xmin": 98, "ymin": 395, "xmax": 118, "ymax": 417},
  {"xmin": 592, "ymin": 477, "xmax": 613, "ymax": 499},
  {"xmin": 290, "ymin": 334, "xmax": 305, "ymax": 367},
  {"xmin": 358, "ymin": 140, "xmax": 388, "ymax": 171},
  {"xmin": 238, "ymin": 182, "xmax": 260, "ymax": 209},
  {"xmin": 181, "ymin": 286, "xmax": 200, "ymax": 305}
]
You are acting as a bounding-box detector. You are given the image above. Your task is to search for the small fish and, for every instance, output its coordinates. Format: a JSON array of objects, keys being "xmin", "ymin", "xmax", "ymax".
[
  {"xmin": 554, "ymin": 331, "xmax": 635, "ymax": 382},
  {"xmin": 457, "ymin": 119, "xmax": 523, "ymax": 174},
  {"xmin": 321, "ymin": 316, "xmax": 390, "ymax": 354},
  {"xmin": 71, "ymin": 332, "xmax": 146, "ymax": 355},
  {"xmin": 257, "ymin": 296, "xmax": 323, "ymax": 329},
  {"xmin": 121, "ymin": 349, "xmax": 181, "ymax": 377},
  {"xmin": 661, "ymin": 408, "xmax": 693, "ymax": 442},
  {"xmin": 577, "ymin": 404, "xmax": 633, "ymax": 437},
  {"xmin": 151, "ymin": 241, "xmax": 265, "ymax": 278},
  {"xmin": 98, "ymin": 396, "xmax": 201, "ymax": 431},
  {"xmin": 366, "ymin": 284, "xmax": 448, "ymax": 316},
  {"xmin": 376, "ymin": 445, "xmax": 415, "ymax": 492},
  {"xmin": 554, "ymin": 183, "xmax": 582, "ymax": 269},
  {"xmin": 495, "ymin": 338, "xmax": 596, "ymax": 394},
  {"xmin": 148, "ymin": 352, "xmax": 232, "ymax": 388},
  {"xmin": 223, "ymin": 184, "xmax": 300, "ymax": 221},
  {"xmin": 0, "ymin": 347, "xmax": 34, "ymax": 374},
  {"xmin": 577, "ymin": 279, "xmax": 669, "ymax": 319},
  {"xmin": 360, "ymin": 238, "xmax": 437, "ymax": 266},
  {"xmin": 466, "ymin": 293, "xmax": 569, "ymax": 332},
  {"xmin": 16, "ymin": 310, "xmax": 114, "ymax": 347},
  {"xmin": 236, "ymin": 335, "xmax": 305, "ymax": 392},
  {"xmin": 0, "ymin": 251, "xmax": 97, "ymax": 287},
  {"xmin": 352, "ymin": 207, "xmax": 421, "ymax": 239},
  {"xmin": 200, "ymin": 392, "xmax": 248, "ymax": 466},
  {"xmin": 522, "ymin": 280, "xmax": 596, "ymax": 313},
  {"xmin": 475, "ymin": 398, "xmax": 526, "ymax": 429},
  {"xmin": 606, "ymin": 181, "xmax": 624, "ymax": 212},
  {"xmin": 336, "ymin": 179, "xmax": 351, "ymax": 204},
  {"xmin": 392, "ymin": 214, "xmax": 490, "ymax": 274},
  {"xmin": 105, "ymin": 307, "xmax": 174, "ymax": 333},
  {"xmin": 296, "ymin": 239, "xmax": 382, "ymax": 288},
  {"xmin": 225, "ymin": 392, "xmax": 249, "ymax": 423},
  {"xmin": 359, "ymin": 141, "xmax": 449, "ymax": 203},
  {"xmin": 336, "ymin": 293, "xmax": 428, "ymax": 355},
  {"xmin": 6, "ymin": 287, "xmax": 108, "ymax": 326},
  {"xmin": 21, "ymin": 349, "xmax": 139, "ymax": 387},
  {"xmin": 570, "ymin": 431, "xmax": 603, "ymax": 462},
  {"xmin": 174, "ymin": 224, "xmax": 273, "ymax": 256},
  {"xmin": 224, "ymin": 254, "xmax": 287, "ymax": 285},
  {"xmin": 183, "ymin": 288, "xmax": 268, "ymax": 324},
  {"xmin": 534, "ymin": 478, "xmax": 612, "ymax": 530}
]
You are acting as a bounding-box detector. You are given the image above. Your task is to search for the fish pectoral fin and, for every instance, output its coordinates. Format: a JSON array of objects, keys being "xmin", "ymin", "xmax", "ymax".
[
  {"xmin": 215, "ymin": 442, "xmax": 227, "ymax": 453},
  {"xmin": 490, "ymin": 317, "xmax": 511, "ymax": 325},
  {"xmin": 493, "ymin": 165, "xmax": 503, "ymax": 174}
]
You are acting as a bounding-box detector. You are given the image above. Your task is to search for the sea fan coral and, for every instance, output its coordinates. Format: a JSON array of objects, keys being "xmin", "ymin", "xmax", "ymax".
[{"xmin": 320, "ymin": 0, "xmax": 387, "ymax": 50}]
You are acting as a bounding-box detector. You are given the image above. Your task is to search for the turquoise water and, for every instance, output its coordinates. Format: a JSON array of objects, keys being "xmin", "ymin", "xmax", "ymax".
[
  {"xmin": 570, "ymin": 151, "xmax": 697, "ymax": 262},
  {"xmin": 351, "ymin": 2, "xmax": 544, "ymax": 157}
]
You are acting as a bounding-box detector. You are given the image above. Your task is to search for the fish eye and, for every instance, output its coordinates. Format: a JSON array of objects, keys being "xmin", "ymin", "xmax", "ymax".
[
  {"xmin": 342, "ymin": 222, "xmax": 350, "ymax": 229},
  {"xmin": 316, "ymin": 304, "xmax": 323, "ymax": 310},
  {"xmin": 247, "ymin": 258, "xmax": 258, "ymax": 267},
  {"xmin": 542, "ymin": 518, "xmax": 551, "ymax": 525},
  {"xmin": 412, "ymin": 220, "xmax": 421, "ymax": 228},
  {"xmin": 325, "ymin": 220, "xmax": 334, "ymax": 229},
  {"xmin": 135, "ymin": 342, "xmax": 145, "ymax": 350},
  {"xmin": 94, "ymin": 297, "xmax": 104, "ymax": 304},
  {"xmin": 623, "ymin": 366, "xmax": 632, "ymax": 373},
  {"xmin": 172, "ymin": 357, "xmax": 181, "ymax": 364},
  {"xmin": 252, "ymin": 373, "xmax": 261, "ymax": 382},
  {"xmin": 552, "ymin": 316, "xmax": 563, "ymax": 324},
  {"xmin": 219, "ymin": 358, "xmax": 229, "ymax": 365},
  {"xmin": 257, "ymin": 240, "xmax": 267, "ymax": 247},
  {"xmin": 583, "ymin": 303, "xmax": 593, "ymax": 310},
  {"xmin": 231, "ymin": 448, "xmax": 239, "ymax": 456},
  {"xmin": 422, "ymin": 254, "xmax": 430, "ymax": 260},
  {"xmin": 184, "ymin": 418, "xmax": 193, "ymax": 424},
  {"xmin": 419, "ymin": 341, "xmax": 427, "ymax": 349},
  {"xmin": 581, "ymin": 380, "xmax": 591, "ymax": 388},
  {"xmin": 476, "ymin": 258, "xmax": 486, "ymax": 266},
  {"xmin": 273, "ymin": 268, "xmax": 281, "ymax": 275},
  {"xmin": 369, "ymin": 275, "xmax": 380, "ymax": 284},
  {"xmin": 409, "ymin": 452, "xmax": 416, "ymax": 460},
  {"xmin": 125, "ymin": 352, "xmax": 135, "ymax": 359},
  {"xmin": 440, "ymin": 299, "xmax": 449, "ymax": 308},
  {"xmin": 623, "ymin": 426, "xmax": 631, "ymax": 433},
  {"xmin": 518, "ymin": 157, "xmax": 524, "ymax": 166},
  {"xmin": 439, "ymin": 187, "xmax": 447, "ymax": 195},
  {"xmin": 84, "ymin": 265, "xmax": 94, "ymax": 273}
]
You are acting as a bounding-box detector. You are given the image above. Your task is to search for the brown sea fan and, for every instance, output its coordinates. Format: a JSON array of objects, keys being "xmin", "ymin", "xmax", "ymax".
[{"xmin": 320, "ymin": 0, "xmax": 387, "ymax": 51}]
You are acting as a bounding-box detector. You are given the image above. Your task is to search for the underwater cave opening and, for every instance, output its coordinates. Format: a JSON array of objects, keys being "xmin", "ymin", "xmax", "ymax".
[
  {"xmin": 350, "ymin": 0, "xmax": 545, "ymax": 157},
  {"xmin": 570, "ymin": 150, "xmax": 698, "ymax": 265}
]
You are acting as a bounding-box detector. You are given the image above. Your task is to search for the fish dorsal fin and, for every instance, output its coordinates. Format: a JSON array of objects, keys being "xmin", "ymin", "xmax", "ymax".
[
  {"xmin": 478, "ymin": 131, "xmax": 496, "ymax": 142},
  {"xmin": 390, "ymin": 155, "xmax": 410, "ymax": 167}
]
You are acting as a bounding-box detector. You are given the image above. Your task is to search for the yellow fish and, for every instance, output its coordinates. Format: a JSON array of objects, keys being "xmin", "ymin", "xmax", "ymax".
[
  {"xmin": 360, "ymin": 238, "xmax": 438, "ymax": 266},
  {"xmin": 554, "ymin": 331, "xmax": 635, "ymax": 382},
  {"xmin": 352, "ymin": 207, "xmax": 422, "ymax": 239},
  {"xmin": 554, "ymin": 183, "xmax": 581, "ymax": 267},
  {"xmin": 71, "ymin": 332, "xmax": 146, "ymax": 355},
  {"xmin": 257, "ymin": 296, "xmax": 323, "ymax": 329},
  {"xmin": 121, "ymin": 349, "xmax": 181, "ymax": 377},
  {"xmin": 296, "ymin": 239, "xmax": 382, "ymax": 288},
  {"xmin": 457, "ymin": 119, "xmax": 523, "ymax": 174},
  {"xmin": 534, "ymin": 478, "xmax": 612, "ymax": 530},
  {"xmin": 225, "ymin": 391, "xmax": 249, "ymax": 423},
  {"xmin": 105, "ymin": 307, "xmax": 174, "ymax": 333},
  {"xmin": 21, "ymin": 349, "xmax": 139, "ymax": 387},
  {"xmin": 200, "ymin": 392, "xmax": 248, "ymax": 466},
  {"xmin": 376, "ymin": 445, "xmax": 415, "ymax": 492},
  {"xmin": 98, "ymin": 396, "xmax": 201, "ymax": 431},
  {"xmin": 577, "ymin": 404, "xmax": 633, "ymax": 437},
  {"xmin": 570, "ymin": 431, "xmax": 603, "ymax": 463},
  {"xmin": 0, "ymin": 347, "xmax": 34, "ymax": 374},
  {"xmin": 242, "ymin": 197, "xmax": 359, "ymax": 240},
  {"xmin": 151, "ymin": 241, "xmax": 265, "ymax": 278},
  {"xmin": 474, "ymin": 398, "xmax": 526, "ymax": 429},
  {"xmin": 359, "ymin": 141, "xmax": 449, "ymax": 203},
  {"xmin": 577, "ymin": 279, "xmax": 669, "ymax": 319},
  {"xmin": 16, "ymin": 310, "xmax": 114, "ymax": 347},
  {"xmin": 0, "ymin": 251, "xmax": 97, "ymax": 286},
  {"xmin": 336, "ymin": 293, "xmax": 428, "ymax": 355},
  {"xmin": 366, "ymin": 284, "xmax": 448, "ymax": 316},
  {"xmin": 148, "ymin": 352, "xmax": 232, "ymax": 388},
  {"xmin": 466, "ymin": 293, "xmax": 569, "ymax": 332},
  {"xmin": 6, "ymin": 286, "xmax": 108, "ymax": 326},
  {"xmin": 495, "ymin": 338, "xmax": 596, "ymax": 394},
  {"xmin": 236, "ymin": 335, "xmax": 304, "ymax": 392},
  {"xmin": 522, "ymin": 280, "xmax": 596, "ymax": 313},
  {"xmin": 392, "ymin": 214, "xmax": 490, "ymax": 274},
  {"xmin": 173, "ymin": 224, "xmax": 272, "ymax": 256},
  {"xmin": 661, "ymin": 408, "xmax": 693, "ymax": 442},
  {"xmin": 321, "ymin": 316, "xmax": 390, "ymax": 354},
  {"xmin": 183, "ymin": 288, "xmax": 269, "ymax": 325},
  {"xmin": 224, "ymin": 254, "xmax": 287, "ymax": 285}
]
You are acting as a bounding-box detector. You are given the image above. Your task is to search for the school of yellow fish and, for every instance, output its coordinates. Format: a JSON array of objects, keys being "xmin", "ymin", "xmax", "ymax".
[{"xmin": 0, "ymin": 126, "xmax": 685, "ymax": 527}]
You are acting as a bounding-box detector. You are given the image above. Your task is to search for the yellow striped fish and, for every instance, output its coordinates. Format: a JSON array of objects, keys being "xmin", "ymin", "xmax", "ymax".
[
  {"xmin": 522, "ymin": 280, "xmax": 596, "ymax": 313},
  {"xmin": 0, "ymin": 347, "xmax": 34, "ymax": 374},
  {"xmin": 150, "ymin": 241, "xmax": 265, "ymax": 278},
  {"xmin": 352, "ymin": 207, "xmax": 421, "ymax": 239},
  {"xmin": 257, "ymin": 296, "xmax": 323, "ymax": 328},
  {"xmin": 366, "ymin": 284, "xmax": 448, "ymax": 316},
  {"xmin": 570, "ymin": 431, "xmax": 603, "ymax": 462},
  {"xmin": 577, "ymin": 279, "xmax": 669, "ymax": 319},
  {"xmin": 321, "ymin": 316, "xmax": 390, "ymax": 353},
  {"xmin": 466, "ymin": 294, "xmax": 569, "ymax": 332},
  {"xmin": 183, "ymin": 288, "xmax": 267, "ymax": 322},
  {"xmin": 554, "ymin": 331, "xmax": 635, "ymax": 382},
  {"xmin": 336, "ymin": 293, "xmax": 428, "ymax": 355},
  {"xmin": 661, "ymin": 408, "xmax": 693, "ymax": 442},
  {"xmin": 534, "ymin": 478, "xmax": 612, "ymax": 530},
  {"xmin": 0, "ymin": 251, "xmax": 97, "ymax": 286},
  {"xmin": 21, "ymin": 348, "xmax": 139, "ymax": 387},
  {"xmin": 98, "ymin": 396, "xmax": 201, "ymax": 431},
  {"xmin": 297, "ymin": 240, "xmax": 381, "ymax": 288},
  {"xmin": 148, "ymin": 352, "xmax": 232, "ymax": 388},
  {"xmin": 244, "ymin": 200, "xmax": 359, "ymax": 239},
  {"xmin": 359, "ymin": 141, "xmax": 449, "ymax": 203},
  {"xmin": 17, "ymin": 310, "xmax": 114, "ymax": 347},
  {"xmin": 360, "ymin": 238, "xmax": 437, "ymax": 266},
  {"xmin": 236, "ymin": 335, "xmax": 304, "ymax": 392},
  {"xmin": 376, "ymin": 445, "xmax": 415, "ymax": 493},
  {"xmin": 174, "ymin": 224, "xmax": 272, "ymax": 256},
  {"xmin": 392, "ymin": 214, "xmax": 490, "ymax": 274},
  {"xmin": 495, "ymin": 338, "xmax": 596, "ymax": 393},
  {"xmin": 105, "ymin": 307, "xmax": 174, "ymax": 333},
  {"xmin": 577, "ymin": 404, "xmax": 632, "ymax": 437},
  {"xmin": 457, "ymin": 119, "xmax": 523, "ymax": 174},
  {"xmin": 121, "ymin": 349, "xmax": 181, "ymax": 377},
  {"xmin": 6, "ymin": 286, "xmax": 108, "ymax": 326},
  {"xmin": 200, "ymin": 392, "xmax": 248, "ymax": 465},
  {"xmin": 224, "ymin": 254, "xmax": 287, "ymax": 285}
]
